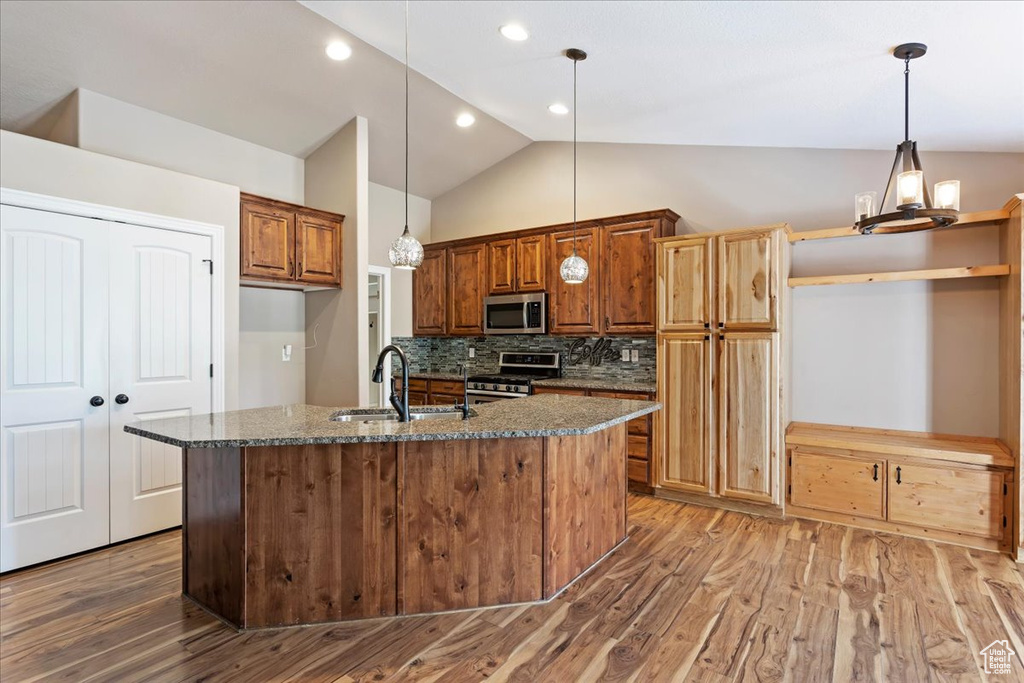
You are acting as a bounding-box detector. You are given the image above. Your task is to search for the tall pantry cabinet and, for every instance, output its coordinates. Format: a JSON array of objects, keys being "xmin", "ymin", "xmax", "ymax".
[{"xmin": 655, "ymin": 225, "xmax": 789, "ymax": 509}]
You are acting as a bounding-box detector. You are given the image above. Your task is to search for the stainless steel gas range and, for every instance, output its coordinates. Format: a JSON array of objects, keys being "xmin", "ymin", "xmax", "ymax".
[{"xmin": 466, "ymin": 352, "xmax": 560, "ymax": 404}]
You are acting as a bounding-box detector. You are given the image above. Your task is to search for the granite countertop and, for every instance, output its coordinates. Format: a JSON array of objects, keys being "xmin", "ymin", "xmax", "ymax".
[
  {"xmin": 533, "ymin": 377, "xmax": 657, "ymax": 394},
  {"xmin": 400, "ymin": 372, "xmax": 466, "ymax": 382},
  {"xmin": 125, "ymin": 394, "xmax": 661, "ymax": 448}
]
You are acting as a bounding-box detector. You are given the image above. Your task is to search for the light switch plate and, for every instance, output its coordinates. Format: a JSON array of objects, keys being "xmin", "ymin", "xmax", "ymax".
[
  {"xmin": 469, "ymin": 347, "xmax": 475, "ymax": 358},
  {"xmin": 630, "ymin": 349, "xmax": 639, "ymax": 362},
  {"xmin": 282, "ymin": 344, "xmax": 292, "ymax": 362},
  {"xmin": 620, "ymin": 349, "xmax": 630, "ymax": 361}
]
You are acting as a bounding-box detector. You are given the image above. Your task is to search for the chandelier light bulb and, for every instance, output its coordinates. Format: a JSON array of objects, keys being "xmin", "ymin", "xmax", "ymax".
[
  {"xmin": 560, "ymin": 253, "xmax": 589, "ymax": 284},
  {"xmin": 389, "ymin": 227, "xmax": 424, "ymax": 270}
]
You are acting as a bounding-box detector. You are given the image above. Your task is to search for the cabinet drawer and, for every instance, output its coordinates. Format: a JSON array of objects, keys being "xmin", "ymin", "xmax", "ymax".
[
  {"xmin": 533, "ymin": 387, "xmax": 587, "ymax": 396},
  {"xmin": 430, "ymin": 393, "xmax": 462, "ymax": 406},
  {"xmin": 888, "ymin": 463, "xmax": 1007, "ymax": 540},
  {"xmin": 397, "ymin": 378, "xmax": 429, "ymax": 393},
  {"xmin": 628, "ymin": 457, "xmax": 650, "ymax": 484},
  {"xmin": 628, "ymin": 416, "xmax": 650, "ymax": 436},
  {"xmin": 627, "ymin": 435, "xmax": 650, "ymax": 461},
  {"xmin": 790, "ymin": 449, "xmax": 884, "ymax": 520},
  {"xmin": 430, "ymin": 380, "xmax": 464, "ymax": 395},
  {"xmin": 408, "ymin": 391, "xmax": 429, "ymax": 406}
]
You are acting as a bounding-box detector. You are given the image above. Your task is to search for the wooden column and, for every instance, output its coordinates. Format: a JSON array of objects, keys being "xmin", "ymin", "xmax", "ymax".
[{"xmin": 999, "ymin": 196, "xmax": 1023, "ymax": 561}]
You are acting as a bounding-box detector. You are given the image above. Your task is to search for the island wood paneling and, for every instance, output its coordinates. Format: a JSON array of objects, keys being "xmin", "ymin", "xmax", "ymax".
[
  {"xmin": 543, "ymin": 424, "xmax": 627, "ymax": 598},
  {"xmin": 243, "ymin": 443, "xmax": 397, "ymax": 627},
  {"xmin": 182, "ymin": 446, "xmax": 245, "ymax": 627},
  {"xmin": 399, "ymin": 438, "xmax": 543, "ymax": 613}
]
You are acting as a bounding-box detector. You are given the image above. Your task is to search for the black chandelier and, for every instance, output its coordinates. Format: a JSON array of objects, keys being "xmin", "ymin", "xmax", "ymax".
[{"xmin": 854, "ymin": 43, "xmax": 961, "ymax": 235}]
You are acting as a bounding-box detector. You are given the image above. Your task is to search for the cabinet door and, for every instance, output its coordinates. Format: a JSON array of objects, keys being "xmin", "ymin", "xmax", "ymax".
[
  {"xmin": 602, "ymin": 220, "xmax": 660, "ymax": 334},
  {"xmin": 718, "ymin": 332, "xmax": 778, "ymax": 504},
  {"xmin": 549, "ymin": 228, "xmax": 600, "ymax": 335},
  {"xmin": 408, "ymin": 391, "xmax": 429, "ymax": 406},
  {"xmin": 487, "ymin": 238, "xmax": 516, "ymax": 295},
  {"xmin": 716, "ymin": 230, "xmax": 777, "ymax": 330},
  {"xmin": 658, "ymin": 237, "xmax": 712, "ymax": 332},
  {"xmin": 889, "ymin": 463, "xmax": 1007, "ymax": 540},
  {"xmin": 448, "ymin": 243, "xmax": 487, "ymax": 335},
  {"xmin": 789, "ymin": 449, "xmax": 884, "ymax": 519},
  {"xmin": 412, "ymin": 247, "xmax": 447, "ymax": 335},
  {"xmin": 657, "ymin": 334, "xmax": 713, "ymax": 494},
  {"xmin": 240, "ymin": 199, "xmax": 294, "ymax": 281},
  {"xmin": 516, "ymin": 234, "xmax": 547, "ymax": 293},
  {"xmin": 295, "ymin": 212, "xmax": 341, "ymax": 286}
]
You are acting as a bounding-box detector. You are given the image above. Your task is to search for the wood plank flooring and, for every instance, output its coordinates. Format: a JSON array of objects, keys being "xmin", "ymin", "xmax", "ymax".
[{"xmin": 3, "ymin": 495, "xmax": 1023, "ymax": 682}]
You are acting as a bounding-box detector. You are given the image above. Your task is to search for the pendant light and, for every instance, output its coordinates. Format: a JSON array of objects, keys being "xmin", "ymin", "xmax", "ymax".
[
  {"xmin": 853, "ymin": 43, "xmax": 960, "ymax": 235},
  {"xmin": 559, "ymin": 48, "xmax": 589, "ymax": 284},
  {"xmin": 388, "ymin": 0, "xmax": 424, "ymax": 270}
]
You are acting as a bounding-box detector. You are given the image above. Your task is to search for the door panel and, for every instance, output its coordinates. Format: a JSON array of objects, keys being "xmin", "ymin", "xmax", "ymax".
[
  {"xmin": 296, "ymin": 213, "xmax": 341, "ymax": 286},
  {"xmin": 240, "ymin": 200, "xmax": 293, "ymax": 281},
  {"xmin": 659, "ymin": 237, "xmax": 712, "ymax": 331},
  {"xmin": 448, "ymin": 243, "xmax": 486, "ymax": 335},
  {"xmin": 487, "ymin": 238, "xmax": 516, "ymax": 295},
  {"xmin": 718, "ymin": 332, "xmax": 777, "ymax": 503},
  {"xmin": 516, "ymin": 235, "xmax": 547, "ymax": 293},
  {"xmin": 412, "ymin": 247, "xmax": 447, "ymax": 335},
  {"xmin": 602, "ymin": 220, "xmax": 659, "ymax": 334},
  {"xmin": 888, "ymin": 463, "xmax": 1006, "ymax": 539},
  {"xmin": 717, "ymin": 231, "xmax": 776, "ymax": 329},
  {"xmin": 108, "ymin": 223, "xmax": 212, "ymax": 542},
  {"xmin": 549, "ymin": 228, "xmax": 600, "ymax": 334},
  {"xmin": 790, "ymin": 449, "xmax": 885, "ymax": 519},
  {"xmin": 657, "ymin": 334, "xmax": 712, "ymax": 494},
  {"xmin": 0, "ymin": 205, "xmax": 110, "ymax": 571}
]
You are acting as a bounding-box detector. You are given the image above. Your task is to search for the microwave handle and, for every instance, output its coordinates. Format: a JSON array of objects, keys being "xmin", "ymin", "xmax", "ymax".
[{"xmin": 523, "ymin": 303, "xmax": 529, "ymax": 330}]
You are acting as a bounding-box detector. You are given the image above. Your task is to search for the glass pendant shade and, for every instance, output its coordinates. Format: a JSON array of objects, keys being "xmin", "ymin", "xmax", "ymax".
[
  {"xmin": 896, "ymin": 170, "xmax": 924, "ymax": 208},
  {"xmin": 560, "ymin": 252, "xmax": 589, "ymax": 284},
  {"xmin": 388, "ymin": 227, "xmax": 423, "ymax": 270},
  {"xmin": 854, "ymin": 191, "xmax": 877, "ymax": 221},
  {"xmin": 934, "ymin": 180, "xmax": 961, "ymax": 211}
]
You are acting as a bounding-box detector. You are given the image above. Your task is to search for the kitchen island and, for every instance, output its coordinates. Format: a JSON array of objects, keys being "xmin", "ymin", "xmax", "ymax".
[{"xmin": 126, "ymin": 394, "xmax": 659, "ymax": 629}]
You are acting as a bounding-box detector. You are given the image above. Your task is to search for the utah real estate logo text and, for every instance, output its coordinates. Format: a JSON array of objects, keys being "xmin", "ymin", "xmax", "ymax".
[{"xmin": 980, "ymin": 640, "xmax": 1016, "ymax": 675}]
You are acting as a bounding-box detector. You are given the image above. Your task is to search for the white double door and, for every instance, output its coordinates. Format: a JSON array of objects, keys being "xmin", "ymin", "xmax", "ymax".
[{"xmin": 1, "ymin": 204, "xmax": 212, "ymax": 571}]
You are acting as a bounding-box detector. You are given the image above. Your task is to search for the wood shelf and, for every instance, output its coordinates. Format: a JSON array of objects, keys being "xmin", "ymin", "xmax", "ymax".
[
  {"xmin": 788, "ymin": 264, "xmax": 1010, "ymax": 288},
  {"xmin": 786, "ymin": 422, "xmax": 1014, "ymax": 468},
  {"xmin": 788, "ymin": 208, "xmax": 1009, "ymax": 243}
]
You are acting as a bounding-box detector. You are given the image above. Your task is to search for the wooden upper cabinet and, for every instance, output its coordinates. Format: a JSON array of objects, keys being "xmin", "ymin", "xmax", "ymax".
[
  {"xmin": 240, "ymin": 193, "xmax": 343, "ymax": 288},
  {"xmin": 241, "ymin": 199, "xmax": 294, "ymax": 281},
  {"xmin": 447, "ymin": 243, "xmax": 487, "ymax": 335},
  {"xmin": 717, "ymin": 230, "xmax": 778, "ymax": 330},
  {"xmin": 658, "ymin": 333, "xmax": 713, "ymax": 494},
  {"xmin": 717, "ymin": 331, "xmax": 778, "ymax": 504},
  {"xmin": 412, "ymin": 247, "xmax": 447, "ymax": 335},
  {"xmin": 602, "ymin": 220, "xmax": 661, "ymax": 334},
  {"xmin": 549, "ymin": 228, "xmax": 601, "ymax": 335},
  {"xmin": 516, "ymin": 234, "xmax": 547, "ymax": 292},
  {"xmin": 659, "ymin": 237, "xmax": 712, "ymax": 332},
  {"xmin": 487, "ymin": 239, "xmax": 517, "ymax": 295},
  {"xmin": 295, "ymin": 213, "xmax": 342, "ymax": 286}
]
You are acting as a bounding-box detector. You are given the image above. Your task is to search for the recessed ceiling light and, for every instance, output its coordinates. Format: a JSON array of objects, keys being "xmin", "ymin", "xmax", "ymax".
[
  {"xmin": 548, "ymin": 103, "xmax": 569, "ymax": 115},
  {"xmin": 456, "ymin": 113, "xmax": 476, "ymax": 128},
  {"xmin": 499, "ymin": 24, "xmax": 529, "ymax": 41},
  {"xmin": 325, "ymin": 41, "xmax": 352, "ymax": 61}
]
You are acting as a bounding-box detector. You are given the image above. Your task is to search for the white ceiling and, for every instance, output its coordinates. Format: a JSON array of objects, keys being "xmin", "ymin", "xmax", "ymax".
[
  {"xmin": 0, "ymin": 0, "xmax": 530, "ymax": 199},
  {"xmin": 305, "ymin": 0, "xmax": 1024, "ymax": 152}
]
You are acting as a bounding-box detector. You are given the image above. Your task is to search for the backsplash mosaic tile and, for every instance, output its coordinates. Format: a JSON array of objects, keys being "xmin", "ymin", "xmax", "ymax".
[{"xmin": 390, "ymin": 335, "xmax": 656, "ymax": 384}]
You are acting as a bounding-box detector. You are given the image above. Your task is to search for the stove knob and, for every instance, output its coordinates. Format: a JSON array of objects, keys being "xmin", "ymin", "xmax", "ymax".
[
  {"xmin": 491, "ymin": 384, "xmax": 498, "ymax": 391},
  {"xmin": 505, "ymin": 385, "xmax": 512, "ymax": 392}
]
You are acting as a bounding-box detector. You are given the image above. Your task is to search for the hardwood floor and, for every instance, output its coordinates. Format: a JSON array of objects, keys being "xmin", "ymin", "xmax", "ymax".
[{"xmin": 3, "ymin": 494, "xmax": 1023, "ymax": 682}]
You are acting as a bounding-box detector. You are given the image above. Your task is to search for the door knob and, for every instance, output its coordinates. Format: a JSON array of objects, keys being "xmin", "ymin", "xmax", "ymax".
[
  {"xmin": 115, "ymin": 394, "xmax": 130, "ymax": 405},
  {"xmin": 90, "ymin": 396, "xmax": 105, "ymax": 407}
]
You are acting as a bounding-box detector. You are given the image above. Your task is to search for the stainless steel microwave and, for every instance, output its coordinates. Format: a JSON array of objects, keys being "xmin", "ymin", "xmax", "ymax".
[{"xmin": 483, "ymin": 293, "xmax": 546, "ymax": 335}]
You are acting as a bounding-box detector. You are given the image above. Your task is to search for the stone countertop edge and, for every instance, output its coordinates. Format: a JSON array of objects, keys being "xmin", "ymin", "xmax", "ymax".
[{"xmin": 123, "ymin": 396, "xmax": 661, "ymax": 449}]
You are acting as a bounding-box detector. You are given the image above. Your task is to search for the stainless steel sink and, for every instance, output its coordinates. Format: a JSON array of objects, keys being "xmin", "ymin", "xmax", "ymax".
[{"xmin": 331, "ymin": 409, "xmax": 472, "ymax": 423}]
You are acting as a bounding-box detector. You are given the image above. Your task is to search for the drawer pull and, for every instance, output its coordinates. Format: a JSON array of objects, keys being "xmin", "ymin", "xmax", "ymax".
[
  {"xmin": 895, "ymin": 466, "xmax": 901, "ymax": 485},
  {"xmin": 873, "ymin": 464, "xmax": 878, "ymax": 481}
]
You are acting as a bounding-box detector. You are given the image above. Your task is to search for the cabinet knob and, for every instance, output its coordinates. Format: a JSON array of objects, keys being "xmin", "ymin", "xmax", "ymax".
[{"xmin": 90, "ymin": 396, "xmax": 105, "ymax": 407}]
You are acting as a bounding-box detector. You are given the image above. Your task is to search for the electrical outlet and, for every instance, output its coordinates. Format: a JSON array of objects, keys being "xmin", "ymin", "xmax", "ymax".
[
  {"xmin": 468, "ymin": 347, "xmax": 475, "ymax": 358},
  {"xmin": 282, "ymin": 344, "xmax": 293, "ymax": 362},
  {"xmin": 620, "ymin": 349, "xmax": 630, "ymax": 361},
  {"xmin": 630, "ymin": 349, "xmax": 639, "ymax": 363}
]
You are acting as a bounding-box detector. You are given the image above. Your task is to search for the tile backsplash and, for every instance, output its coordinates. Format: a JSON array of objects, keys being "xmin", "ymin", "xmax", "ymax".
[{"xmin": 390, "ymin": 335, "xmax": 655, "ymax": 384}]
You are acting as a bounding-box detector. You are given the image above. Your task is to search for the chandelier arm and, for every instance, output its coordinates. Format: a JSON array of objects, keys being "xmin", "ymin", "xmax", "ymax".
[
  {"xmin": 878, "ymin": 146, "xmax": 903, "ymax": 215},
  {"xmin": 909, "ymin": 142, "xmax": 933, "ymax": 208}
]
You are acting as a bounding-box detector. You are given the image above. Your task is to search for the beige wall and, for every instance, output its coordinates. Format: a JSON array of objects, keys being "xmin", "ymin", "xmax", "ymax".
[
  {"xmin": 304, "ymin": 117, "xmax": 371, "ymax": 407},
  {"xmin": 367, "ymin": 182, "xmax": 432, "ymax": 338},
  {"xmin": 238, "ymin": 288, "xmax": 306, "ymax": 409},
  {"xmin": 0, "ymin": 130, "xmax": 243, "ymax": 409},
  {"xmin": 432, "ymin": 141, "xmax": 1024, "ymax": 437}
]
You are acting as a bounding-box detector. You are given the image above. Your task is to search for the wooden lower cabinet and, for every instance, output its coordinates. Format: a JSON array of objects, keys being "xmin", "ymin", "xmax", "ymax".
[
  {"xmin": 789, "ymin": 449, "xmax": 884, "ymax": 519},
  {"xmin": 657, "ymin": 334, "xmax": 712, "ymax": 494},
  {"xmin": 888, "ymin": 462, "xmax": 1007, "ymax": 540}
]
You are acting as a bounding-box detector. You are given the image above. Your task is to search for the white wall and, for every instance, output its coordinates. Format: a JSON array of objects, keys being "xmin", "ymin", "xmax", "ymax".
[
  {"xmin": 0, "ymin": 130, "xmax": 242, "ymax": 409},
  {"xmin": 367, "ymin": 182, "xmax": 431, "ymax": 338},
  {"xmin": 75, "ymin": 90, "xmax": 304, "ymax": 204},
  {"xmin": 431, "ymin": 140, "xmax": 1024, "ymax": 437},
  {"xmin": 238, "ymin": 288, "xmax": 306, "ymax": 409},
  {"xmin": 304, "ymin": 117, "xmax": 371, "ymax": 407}
]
